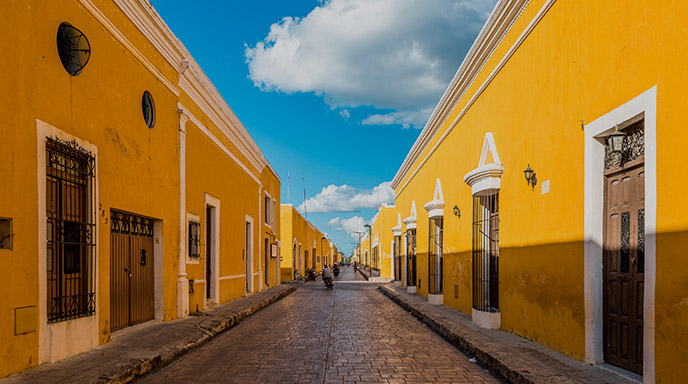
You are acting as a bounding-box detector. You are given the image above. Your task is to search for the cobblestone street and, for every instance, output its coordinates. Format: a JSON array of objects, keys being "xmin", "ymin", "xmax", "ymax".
[{"xmin": 140, "ymin": 267, "xmax": 499, "ymax": 383}]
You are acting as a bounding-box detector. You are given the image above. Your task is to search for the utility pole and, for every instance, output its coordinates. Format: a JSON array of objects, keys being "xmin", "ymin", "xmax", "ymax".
[
  {"xmin": 364, "ymin": 224, "xmax": 372, "ymax": 276},
  {"xmin": 352, "ymin": 231, "xmax": 365, "ymax": 267}
]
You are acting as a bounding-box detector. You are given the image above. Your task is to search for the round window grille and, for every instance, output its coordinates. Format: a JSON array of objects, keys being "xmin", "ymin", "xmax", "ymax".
[
  {"xmin": 57, "ymin": 23, "xmax": 91, "ymax": 76},
  {"xmin": 142, "ymin": 91, "xmax": 156, "ymax": 128}
]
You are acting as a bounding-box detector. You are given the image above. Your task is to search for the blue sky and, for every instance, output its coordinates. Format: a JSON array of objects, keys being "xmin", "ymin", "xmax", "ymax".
[{"xmin": 150, "ymin": 0, "xmax": 496, "ymax": 254}]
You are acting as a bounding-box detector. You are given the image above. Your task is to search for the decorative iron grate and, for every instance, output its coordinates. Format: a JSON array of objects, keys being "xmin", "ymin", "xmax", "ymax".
[
  {"xmin": 472, "ymin": 192, "xmax": 499, "ymax": 312},
  {"xmin": 406, "ymin": 228, "xmax": 417, "ymax": 286},
  {"xmin": 428, "ymin": 217, "xmax": 443, "ymax": 294},
  {"xmin": 46, "ymin": 137, "xmax": 96, "ymax": 323}
]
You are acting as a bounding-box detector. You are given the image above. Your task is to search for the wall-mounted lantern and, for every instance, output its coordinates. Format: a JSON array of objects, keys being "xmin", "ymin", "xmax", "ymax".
[
  {"xmin": 524, "ymin": 164, "xmax": 537, "ymax": 187},
  {"xmin": 607, "ymin": 126, "xmax": 626, "ymax": 154},
  {"xmin": 453, "ymin": 205, "xmax": 460, "ymax": 218}
]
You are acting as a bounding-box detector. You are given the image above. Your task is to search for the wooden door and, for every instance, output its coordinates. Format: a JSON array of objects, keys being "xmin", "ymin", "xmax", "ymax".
[
  {"xmin": 110, "ymin": 211, "xmax": 155, "ymax": 331},
  {"xmin": 604, "ymin": 159, "xmax": 644, "ymax": 374}
]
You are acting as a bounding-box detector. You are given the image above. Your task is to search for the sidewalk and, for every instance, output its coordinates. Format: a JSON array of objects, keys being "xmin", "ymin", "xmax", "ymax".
[
  {"xmin": 1, "ymin": 285, "xmax": 296, "ymax": 384},
  {"xmin": 357, "ymin": 267, "xmax": 391, "ymax": 282},
  {"xmin": 379, "ymin": 284, "xmax": 636, "ymax": 384}
]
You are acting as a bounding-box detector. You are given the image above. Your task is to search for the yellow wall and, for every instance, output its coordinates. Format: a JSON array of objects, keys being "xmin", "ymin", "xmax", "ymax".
[
  {"xmin": 279, "ymin": 205, "xmax": 330, "ymax": 278},
  {"xmin": 0, "ymin": 0, "xmax": 280, "ymax": 377},
  {"xmin": 370, "ymin": 205, "xmax": 396, "ymax": 279},
  {"xmin": 392, "ymin": 0, "xmax": 688, "ymax": 379}
]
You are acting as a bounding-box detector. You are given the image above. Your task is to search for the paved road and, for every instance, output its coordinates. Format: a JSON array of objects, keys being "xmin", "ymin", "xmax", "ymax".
[{"xmin": 140, "ymin": 266, "xmax": 499, "ymax": 383}]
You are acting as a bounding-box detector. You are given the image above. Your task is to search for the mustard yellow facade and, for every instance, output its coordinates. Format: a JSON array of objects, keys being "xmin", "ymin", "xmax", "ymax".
[
  {"xmin": 279, "ymin": 204, "xmax": 333, "ymax": 280},
  {"xmin": 0, "ymin": 0, "xmax": 280, "ymax": 378},
  {"xmin": 366, "ymin": 204, "xmax": 397, "ymax": 280},
  {"xmin": 389, "ymin": 1, "xmax": 688, "ymax": 382}
]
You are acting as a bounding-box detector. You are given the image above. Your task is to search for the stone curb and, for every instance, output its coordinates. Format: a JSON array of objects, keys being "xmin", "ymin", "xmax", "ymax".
[
  {"xmin": 356, "ymin": 268, "xmax": 370, "ymax": 280},
  {"xmin": 378, "ymin": 285, "xmax": 526, "ymax": 383},
  {"xmin": 108, "ymin": 286, "xmax": 296, "ymax": 384}
]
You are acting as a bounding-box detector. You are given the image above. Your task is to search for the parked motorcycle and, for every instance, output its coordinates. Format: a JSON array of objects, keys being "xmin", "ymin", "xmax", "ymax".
[{"xmin": 305, "ymin": 268, "xmax": 316, "ymax": 281}]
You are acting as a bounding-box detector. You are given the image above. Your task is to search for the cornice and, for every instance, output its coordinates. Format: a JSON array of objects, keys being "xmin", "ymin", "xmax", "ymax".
[
  {"xmin": 110, "ymin": 0, "xmax": 271, "ymax": 177},
  {"xmin": 391, "ymin": 0, "xmax": 531, "ymax": 193}
]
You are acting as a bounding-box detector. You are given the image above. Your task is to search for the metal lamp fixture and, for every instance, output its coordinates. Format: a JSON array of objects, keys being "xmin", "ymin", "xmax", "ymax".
[
  {"xmin": 453, "ymin": 205, "xmax": 460, "ymax": 218},
  {"xmin": 524, "ymin": 164, "xmax": 537, "ymax": 187},
  {"xmin": 607, "ymin": 125, "xmax": 626, "ymax": 153}
]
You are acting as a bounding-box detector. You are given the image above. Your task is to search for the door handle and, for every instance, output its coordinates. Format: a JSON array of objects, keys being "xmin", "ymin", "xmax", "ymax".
[{"xmin": 124, "ymin": 267, "xmax": 132, "ymax": 278}]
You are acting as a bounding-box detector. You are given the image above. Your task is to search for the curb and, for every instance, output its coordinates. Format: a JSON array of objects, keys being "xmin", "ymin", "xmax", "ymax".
[
  {"xmin": 109, "ymin": 286, "xmax": 296, "ymax": 384},
  {"xmin": 378, "ymin": 284, "xmax": 530, "ymax": 384}
]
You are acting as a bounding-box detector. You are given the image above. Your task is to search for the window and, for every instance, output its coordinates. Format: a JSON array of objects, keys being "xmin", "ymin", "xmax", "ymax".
[
  {"xmin": 472, "ymin": 192, "xmax": 499, "ymax": 312},
  {"xmin": 188, "ymin": 221, "xmax": 200, "ymax": 260},
  {"xmin": 406, "ymin": 229, "xmax": 416, "ymax": 286},
  {"xmin": 272, "ymin": 199, "xmax": 276, "ymax": 230},
  {"xmin": 429, "ymin": 217, "xmax": 443, "ymax": 294},
  {"xmin": 46, "ymin": 137, "xmax": 95, "ymax": 323},
  {"xmin": 142, "ymin": 91, "xmax": 155, "ymax": 128},
  {"xmin": 393, "ymin": 235, "xmax": 402, "ymax": 281},
  {"xmin": 57, "ymin": 23, "xmax": 91, "ymax": 76},
  {"xmin": 264, "ymin": 194, "xmax": 271, "ymax": 226},
  {"xmin": 0, "ymin": 218, "xmax": 11, "ymax": 250}
]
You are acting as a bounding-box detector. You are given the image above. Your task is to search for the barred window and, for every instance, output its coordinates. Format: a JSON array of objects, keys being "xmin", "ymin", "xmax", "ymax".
[
  {"xmin": 406, "ymin": 229, "xmax": 417, "ymax": 286},
  {"xmin": 46, "ymin": 137, "xmax": 95, "ymax": 323},
  {"xmin": 472, "ymin": 192, "xmax": 499, "ymax": 312},
  {"xmin": 428, "ymin": 217, "xmax": 443, "ymax": 294},
  {"xmin": 394, "ymin": 235, "xmax": 402, "ymax": 281},
  {"xmin": 188, "ymin": 221, "xmax": 200, "ymax": 259}
]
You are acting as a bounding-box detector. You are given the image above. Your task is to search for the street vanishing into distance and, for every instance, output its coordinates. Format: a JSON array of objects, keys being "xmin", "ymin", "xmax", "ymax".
[{"xmin": 140, "ymin": 267, "xmax": 499, "ymax": 384}]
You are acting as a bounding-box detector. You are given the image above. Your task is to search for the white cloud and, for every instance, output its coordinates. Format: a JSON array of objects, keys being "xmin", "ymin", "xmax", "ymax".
[
  {"xmin": 339, "ymin": 109, "xmax": 351, "ymax": 120},
  {"xmin": 245, "ymin": 0, "xmax": 497, "ymax": 128},
  {"xmin": 298, "ymin": 181, "xmax": 394, "ymax": 213},
  {"xmin": 326, "ymin": 216, "xmax": 369, "ymax": 238}
]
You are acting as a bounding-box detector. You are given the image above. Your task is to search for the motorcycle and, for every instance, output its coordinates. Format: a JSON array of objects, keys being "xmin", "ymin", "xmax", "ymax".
[
  {"xmin": 305, "ymin": 268, "xmax": 316, "ymax": 281},
  {"xmin": 323, "ymin": 274, "xmax": 334, "ymax": 290},
  {"xmin": 333, "ymin": 266, "xmax": 340, "ymax": 278}
]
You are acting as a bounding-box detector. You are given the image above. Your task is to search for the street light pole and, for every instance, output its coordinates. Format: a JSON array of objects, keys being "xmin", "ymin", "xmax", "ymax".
[{"xmin": 321, "ymin": 236, "xmax": 326, "ymax": 267}]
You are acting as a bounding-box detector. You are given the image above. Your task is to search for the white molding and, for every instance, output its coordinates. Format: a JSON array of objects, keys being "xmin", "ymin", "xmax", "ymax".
[
  {"xmin": 584, "ymin": 86, "xmax": 656, "ymax": 382},
  {"xmin": 264, "ymin": 191, "xmax": 272, "ymax": 229},
  {"xmin": 36, "ymin": 120, "xmax": 100, "ymax": 363},
  {"xmin": 204, "ymin": 194, "xmax": 221, "ymax": 306},
  {"xmin": 403, "ymin": 201, "xmax": 418, "ymax": 229},
  {"xmin": 472, "ymin": 308, "xmax": 501, "ymax": 329},
  {"xmin": 177, "ymin": 113, "xmax": 189, "ymax": 318},
  {"xmin": 392, "ymin": 213, "xmax": 402, "ymax": 236},
  {"xmin": 424, "ymin": 178, "xmax": 445, "ymax": 218},
  {"xmin": 428, "ymin": 294, "xmax": 444, "ymax": 305},
  {"xmin": 77, "ymin": 0, "xmax": 180, "ymax": 96},
  {"xmin": 245, "ymin": 214, "xmax": 254, "ymax": 293},
  {"xmin": 185, "ymin": 212, "xmax": 200, "ymax": 265},
  {"xmin": 220, "ymin": 274, "xmax": 245, "ymax": 281},
  {"xmin": 394, "ymin": 0, "xmax": 556, "ymax": 198},
  {"xmin": 464, "ymin": 133, "xmax": 504, "ymax": 195}
]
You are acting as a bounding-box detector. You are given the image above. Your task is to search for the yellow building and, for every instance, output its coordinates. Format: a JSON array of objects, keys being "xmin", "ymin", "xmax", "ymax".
[
  {"xmin": 0, "ymin": 0, "xmax": 280, "ymax": 377},
  {"xmin": 279, "ymin": 204, "xmax": 333, "ymax": 280},
  {"xmin": 364, "ymin": 204, "xmax": 397, "ymax": 281},
  {"xmin": 389, "ymin": 0, "xmax": 688, "ymax": 381}
]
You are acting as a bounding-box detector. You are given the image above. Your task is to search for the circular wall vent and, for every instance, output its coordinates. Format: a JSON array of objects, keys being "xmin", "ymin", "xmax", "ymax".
[{"xmin": 57, "ymin": 23, "xmax": 91, "ymax": 76}]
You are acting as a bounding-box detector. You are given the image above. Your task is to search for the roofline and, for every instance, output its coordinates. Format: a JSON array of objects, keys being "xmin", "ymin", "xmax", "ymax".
[{"xmin": 391, "ymin": 0, "xmax": 530, "ymax": 193}]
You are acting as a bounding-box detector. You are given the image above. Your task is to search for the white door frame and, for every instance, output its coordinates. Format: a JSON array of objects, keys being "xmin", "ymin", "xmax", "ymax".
[
  {"xmin": 245, "ymin": 215, "xmax": 254, "ymax": 293},
  {"xmin": 584, "ymin": 86, "xmax": 656, "ymax": 381},
  {"xmin": 204, "ymin": 194, "xmax": 220, "ymax": 306}
]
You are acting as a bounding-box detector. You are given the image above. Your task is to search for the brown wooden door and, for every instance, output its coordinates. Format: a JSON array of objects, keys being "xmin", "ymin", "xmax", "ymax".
[
  {"xmin": 604, "ymin": 159, "xmax": 644, "ymax": 374},
  {"xmin": 110, "ymin": 211, "xmax": 155, "ymax": 332}
]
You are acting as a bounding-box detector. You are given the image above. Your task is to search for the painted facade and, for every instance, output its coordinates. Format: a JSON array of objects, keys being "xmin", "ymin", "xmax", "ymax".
[
  {"xmin": 279, "ymin": 204, "xmax": 334, "ymax": 280},
  {"xmin": 386, "ymin": 1, "xmax": 688, "ymax": 382},
  {"xmin": 0, "ymin": 0, "xmax": 280, "ymax": 377}
]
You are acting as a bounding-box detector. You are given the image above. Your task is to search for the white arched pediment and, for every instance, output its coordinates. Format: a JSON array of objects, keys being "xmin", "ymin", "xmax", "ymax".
[
  {"xmin": 463, "ymin": 132, "xmax": 504, "ymax": 195},
  {"xmin": 391, "ymin": 213, "xmax": 402, "ymax": 236},
  {"xmin": 403, "ymin": 201, "xmax": 417, "ymax": 229},
  {"xmin": 424, "ymin": 178, "xmax": 445, "ymax": 218}
]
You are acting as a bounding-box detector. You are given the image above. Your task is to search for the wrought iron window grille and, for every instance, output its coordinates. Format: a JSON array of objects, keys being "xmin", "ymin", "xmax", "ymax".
[
  {"xmin": 405, "ymin": 228, "xmax": 417, "ymax": 286},
  {"xmin": 188, "ymin": 221, "xmax": 201, "ymax": 259},
  {"xmin": 472, "ymin": 193, "xmax": 499, "ymax": 312},
  {"xmin": 46, "ymin": 137, "xmax": 96, "ymax": 323},
  {"xmin": 57, "ymin": 23, "xmax": 91, "ymax": 76},
  {"xmin": 428, "ymin": 217, "xmax": 443, "ymax": 294}
]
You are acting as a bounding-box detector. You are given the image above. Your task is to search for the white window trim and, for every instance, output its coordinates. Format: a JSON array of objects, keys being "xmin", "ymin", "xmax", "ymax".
[
  {"xmin": 264, "ymin": 191, "xmax": 272, "ymax": 228},
  {"xmin": 36, "ymin": 120, "xmax": 100, "ymax": 364},
  {"xmin": 186, "ymin": 212, "xmax": 201, "ymax": 265},
  {"xmin": 584, "ymin": 86, "xmax": 656, "ymax": 381},
  {"xmin": 272, "ymin": 198, "xmax": 276, "ymax": 234},
  {"xmin": 245, "ymin": 214, "xmax": 254, "ymax": 293}
]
